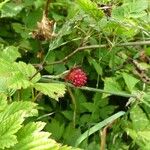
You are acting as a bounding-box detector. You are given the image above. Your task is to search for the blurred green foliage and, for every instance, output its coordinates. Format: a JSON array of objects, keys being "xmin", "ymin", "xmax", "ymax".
[{"xmin": 0, "ymin": 0, "xmax": 150, "ymax": 149}]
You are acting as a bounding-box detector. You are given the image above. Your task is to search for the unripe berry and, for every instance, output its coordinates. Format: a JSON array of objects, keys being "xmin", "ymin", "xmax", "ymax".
[{"xmin": 65, "ymin": 68, "xmax": 87, "ymax": 87}]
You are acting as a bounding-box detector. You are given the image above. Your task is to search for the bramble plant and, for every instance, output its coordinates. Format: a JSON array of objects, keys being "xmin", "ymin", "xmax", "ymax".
[{"xmin": 0, "ymin": 0, "xmax": 150, "ymax": 150}]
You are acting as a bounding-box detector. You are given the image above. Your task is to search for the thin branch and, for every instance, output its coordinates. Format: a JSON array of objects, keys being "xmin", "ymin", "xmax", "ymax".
[
  {"xmin": 46, "ymin": 40, "xmax": 150, "ymax": 66},
  {"xmin": 40, "ymin": 77, "xmax": 137, "ymax": 98}
]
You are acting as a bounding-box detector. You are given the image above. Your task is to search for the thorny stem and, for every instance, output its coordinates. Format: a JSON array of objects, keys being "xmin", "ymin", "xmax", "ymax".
[
  {"xmin": 46, "ymin": 40, "xmax": 150, "ymax": 66},
  {"xmin": 41, "ymin": 78, "xmax": 137, "ymax": 98}
]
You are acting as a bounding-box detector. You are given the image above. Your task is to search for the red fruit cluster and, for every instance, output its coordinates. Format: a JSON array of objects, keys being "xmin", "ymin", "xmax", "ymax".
[{"xmin": 65, "ymin": 68, "xmax": 87, "ymax": 87}]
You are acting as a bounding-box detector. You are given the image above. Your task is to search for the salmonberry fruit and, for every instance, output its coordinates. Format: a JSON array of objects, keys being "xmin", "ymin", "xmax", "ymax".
[{"xmin": 65, "ymin": 68, "xmax": 87, "ymax": 87}]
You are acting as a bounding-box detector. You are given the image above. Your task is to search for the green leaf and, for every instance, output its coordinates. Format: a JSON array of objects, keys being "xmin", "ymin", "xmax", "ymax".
[
  {"xmin": 93, "ymin": 92, "xmax": 109, "ymax": 107},
  {"xmin": 88, "ymin": 57, "xmax": 102, "ymax": 75},
  {"xmin": 1, "ymin": 2, "xmax": 24, "ymax": 18},
  {"xmin": 34, "ymin": 83, "xmax": 66, "ymax": 101},
  {"xmin": 0, "ymin": 58, "xmax": 14, "ymax": 76},
  {"xmin": 76, "ymin": 0, "xmax": 104, "ymax": 20},
  {"xmin": 9, "ymin": 62, "xmax": 41, "ymax": 89},
  {"xmin": 81, "ymin": 102, "xmax": 95, "ymax": 112},
  {"xmin": 0, "ymin": 93, "xmax": 7, "ymax": 112},
  {"xmin": 0, "ymin": 60, "xmax": 41, "ymax": 90},
  {"xmin": 104, "ymin": 77, "xmax": 122, "ymax": 92},
  {"xmin": 0, "ymin": 0, "xmax": 10, "ymax": 10},
  {"xmin": 130, "ymin": 105, "xmax": 149, "ymax": 131},
  {"xmin": 13, "ymin": 62, "xmax": 41, "ymax": 83},
  {"xmin": 103, "ymin": 77, "xmax": 123, "ymax": 97},
  {"xmin": 16, "ymin": 121, "xmax": 46, "ymax": 140},
  {"xmin": 9, "ymin": 72, "xmax": 32, "ymax": 89},
  {"xmin": 74, "ymin": 89, "xmax": 87, "ymax": 113},
  {"xmin": 113, "ymin": 0, "xmax": 148, "ymax": 19},
  {"xmin": 12, "ymin": 23, "xmax": 30, "ymax": 39},
  {"xmin": 0, "ymin": 46, "xmax": 21, "ymax": 62},
  {"xmin": 125, "ymin": 0, "xmax": 148, "ymax": 14},
  {"xmin": 10, "ymin": 122, "xmax": 60, "ymax": 150},
  {"xmin": 125, "ymin": 128, "xmax": 150, "ymax": 149},
  {"xmin": 0, "ymin": 101, "xmax": 37, "ymax": 122},
  {"xmin": 0, "ymin": 77, "xmax": 9, "ymax": 94},
  {"xmin": 45, "ymin": 119, "xmax": 65, "ymax": 140},
  {"xmin": 47, "ymin": 14, "xmax": 83, "ymax": 52},
  {"xmin": 99, "ymin": 105, "xmax": 117, "ymax": 119},
  {"xmin": 61, "ymin": 111, "xmax": 74, "ymax": 121},
  {"xmin": 0, "ymin": 111, "xmax": 26, "ymax": 149},
  {"xmin": 122, "ymin": 73, "xmax": 139, "ymax": 92},
  {"xmin": 63, "ymin": 123, "xmax": 81, "ymax": 146}
]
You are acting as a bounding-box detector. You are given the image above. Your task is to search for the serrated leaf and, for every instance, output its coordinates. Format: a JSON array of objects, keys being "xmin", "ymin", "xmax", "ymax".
[
  {"xmin": 16, "ymin": 122, "xmax": 47, "ymax": 140},
  {"xmin": 99, "ymin": 105, "xmax": 117, "ymax": 119},
  {"xmin": 13, "ymin": 62, "xmax": 41, "ymax": 83},
  {"xmin": 76, "ymin": 0, "xmax": 104, "ymax": 20},
  {"xmin": 34, "ymin": 83, "xmax": 66, "ymax": 101},
  {"xmin": 0, "ymin": 60, "xmax": 41, "ymax": 90},
  {"xmin": 0, "ymin": 93, "xmax": 7, "ymax": 112},
  {"xmin": 0, "ymin": 101, "xmax": 37, "ymax": 122},
  {"xmin": 0, "ymin": 0, "xmax": 10, "ymax": 9},
  {"xmin": 125, "ymin": 128, "xmax": 150, "ymax": 149},
  {"xmin": 1, "ymin": 2, "xmax": 24, "ymax": 18},
  {"xmin": 104, "ymin": 77, "xmax": 122, "ymax": 92},
  {"xmin": 9, "ymin": 72, "xmax": 31, "ymax": 89},
  {"xmin": 60, "ymin": 146, "xmax": 81, "ymax": 150},
  {"xmin": 88, "ymin": 57, "xmax": 102, "ymax": 75},
  {"xmin": 12, "ymin": 23, "xmax": 30, "ymax": 39},
  {"xmin": 0, "ymin": 46, "xmax": 21, "ymax": 62},
  {"xmin": 11, "ymin": 122, "xmax": 59, "ymax": 150},
  {"xmin": 130, "ymin": 105, "xmax": 149, "ymax": 131},
  {"xmin": 93, "ymin": 92, "xmax": 108, "ymax": 107},
  {"xmin": 0, "ymin": 58, "xmax": 14, "ymax": 76},
  {"xmin": 0, "ymin": 111, "xmax": 26, "ymax": 149},
  {"xmin": 61, "ymin": 111, "xmax": 73, "ymax": 121},
  {"xmin": 46, "ymin": 119, "xmax": 65, "ymax": 140},
  {"xmin": 9, "ymin": 62, "xmax": 41, "ymax": 89},
  {"xmin": 63, "ymin": 123, "xmax": 81, "ymax": 146},
  {"xmin": 81, "ymin": 102, "xmax": 95, "ymax": 112},
  {"xmin": 125, "ymin": 0, "xmax": 148, "ymax": 14},
  {"xmin": 103, "ymin": 77, "xmax": 123, "ymax": 97},
  {"xmin": 122, "ymin": 73, "xmax": 139, "ymax": 92}
]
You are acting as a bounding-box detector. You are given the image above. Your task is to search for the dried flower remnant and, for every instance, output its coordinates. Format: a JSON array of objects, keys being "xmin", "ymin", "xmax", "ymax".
[{"xmin": 32, "ymin": 13, "xmax": 56, "ymax": 41}]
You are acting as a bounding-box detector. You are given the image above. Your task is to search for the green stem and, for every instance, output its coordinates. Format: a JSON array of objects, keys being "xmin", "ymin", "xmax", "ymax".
[
  {"xmin": 41, "ymin": 78, "xmax": 136, "ymax": 98},
  {"xmin": 67, "ymin": 87, "xmax": 77, "ymax": 128}
]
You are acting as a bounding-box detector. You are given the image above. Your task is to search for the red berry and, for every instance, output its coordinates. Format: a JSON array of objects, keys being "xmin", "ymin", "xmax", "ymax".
[{"xmin": 65, "ymin": 68, "xmax": 87, "ymax": 87}]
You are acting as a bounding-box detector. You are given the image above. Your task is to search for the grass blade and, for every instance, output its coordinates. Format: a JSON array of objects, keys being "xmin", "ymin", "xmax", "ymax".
[{"xmin": 75, "ymin": 111, "xmax": 125, "ymax": 146}]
